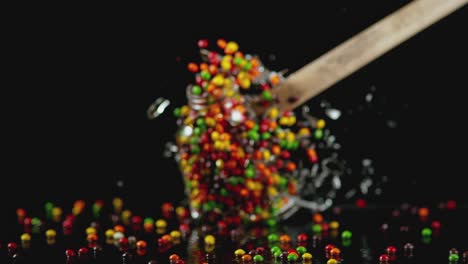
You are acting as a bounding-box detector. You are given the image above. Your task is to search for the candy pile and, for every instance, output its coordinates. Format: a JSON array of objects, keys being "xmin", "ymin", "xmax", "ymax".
[
  {"xmin": 3, "ymin": 198, "xmax": 467, "ymax": 263},
  {"xmin": 172, "ymin": 39, "xmax": 335, "ymax": 226}
]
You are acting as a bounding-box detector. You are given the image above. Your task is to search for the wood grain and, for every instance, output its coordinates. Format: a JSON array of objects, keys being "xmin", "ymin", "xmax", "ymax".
[{"xmin": 273, "ymin": 0, "xmax": 467, "ymax": 113}]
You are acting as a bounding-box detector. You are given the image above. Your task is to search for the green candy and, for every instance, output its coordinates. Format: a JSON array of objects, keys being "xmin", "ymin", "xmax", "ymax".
[
  {"xmin": 342, "ymin": 239, "xmax": 352, "ymax": 247},
  {"xmin": 262, "ymin": 90, "xmax": 273, "ymax": 101},
  {"xmin": 422, "ymin": 236, "xmax": 432, "ymax": 244},
  {"xmin": 253, "ymin": 255, "xmax": 264, "ymax": 262},
  {"xmin": 421, "ymin": 227, "xmax": 432, "ymax": 237},
  {"xmin": 191, "ymin": 145, "xmax": 200, "ymax": 154},
  {"xmin": 228, "ymin": 177, "xmax": 238, "ymax": 185},
  {"xmin": 45, "ymin": 202, "xmax": 54, "ymax": 219},
  {"xmin": 314, "ymin": 129, "xmax": 323, "ymax": 139},
  {"xmin": 220, "ymin": 188, "xmax": 229, "ymax": 196},
  {"xmin": 287, "ymin": 253, "xmax": 298, "ymax": 261},
  {"xmin": 248, "ymin": 130, "xmax": 260, "ymax": 141},
  {"xmin": 173, "ymin": 107, "xmax": 181, "ymax": 117},
  {"xmin": 261, "ymin": 132, "xmax": 271, "ymax": 140},
  {"xmin": 200, "ymin": 70, "xmax": 211, "ymax": 80},
  {"xmin": 245, "ymin": 168, "xmax": 255, "ymax": 178},
  {"xmin": 312, "ymin": 224, "xmax": 322, "ymax": 234},
  {"xmin": 342, "ymin": 230, "xmax": 353, "ymax": 240},
  {"xmin": 202, "ymin": 201, "xmax": 215, "ymax": 211},
  {"xmin": 233, "ymin": 57, "xmax": 243, "ymax": 65},
  {"xmin": 449, "ymin": 253, "xmax": 459, "ymax": 262},
  {"xmin": 31, "ymin": 217, "xmax": 41, "ymax": 226},
  {"xmin": 292, "ymin": 140, "xmax": 299, "ymax": 150},
  {"xmin": 279, "ymin": 177, "xmax": 288, "ymax": 188},
  {"xmin": 279, "ymin": 139, "xmax": 287, "ymax": 148},
  {"xmin": 268, "ymin": 234, "xmax": 279, "ymax": 243},
  {"xmin": 255, "ymin": 206, "xmax": 263, "ymax": 214},
  {"xmin": 189, "ymin": 137, "xmax": 199, "ymax": 145},
  {"xmin": 243, "ymin": 61, "xmax": 252, "ymax": 71},
  {"xmin": 196, "ymin": 118, "xmax": 205, "ymax": 127},
  {"xmin": 266, "ymin": 218, "xmax": 277, "ymax": 228},
  {"xmin": 92, "ymin": 203, "xmax": 102, "ymax": 218},
  {"xmin": 192, "ymin": 85, "xmax": 202, "ymax": 95},
  {"xmin": 296, "ymin": 246, "xmax": 307, "ymax": 255},
  {"xmin": 270, "ymin": 246, "xmax": 281, "ymax": 254}
]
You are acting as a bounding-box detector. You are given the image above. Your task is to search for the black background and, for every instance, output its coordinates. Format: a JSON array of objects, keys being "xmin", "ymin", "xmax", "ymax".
[{"xmin": 1, "ymin": 1, "xmax": 467, "ymax": 232}]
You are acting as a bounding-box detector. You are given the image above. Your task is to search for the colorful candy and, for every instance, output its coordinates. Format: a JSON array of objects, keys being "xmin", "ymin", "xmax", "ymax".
[{"xmin": 173, "ymin": 39, "xmax": 333, "ymax": 228}]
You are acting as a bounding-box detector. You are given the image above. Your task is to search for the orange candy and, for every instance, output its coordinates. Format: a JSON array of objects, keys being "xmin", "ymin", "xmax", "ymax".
[
  {"xmin": 200, "ymin": 63, "xmax": 209, "ymax": 71},
  {"xmin": 217, "ymin": 39, "xmax": 227, "ymax": 49},
  {"xmin": 187, "ymin": 62, "xmax": 199, "ymax": 73}
]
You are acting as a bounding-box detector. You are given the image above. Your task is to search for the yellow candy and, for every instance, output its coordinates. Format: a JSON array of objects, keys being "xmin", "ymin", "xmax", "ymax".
[
  {"xmin": 72, "ymin": 206, "xmax": 82, "ymax": 216},
  {"xmin": 239, "ymin": 77, "xmax": 251, "ymax": 89},
  {"xmin": 122, "ymin": 210, "xmax": 131, "ymax": 219},
  {"xmin": 180, "ymin": 105, "xmax": 190, "ymax": 116},
  {"xmin": 286, "ymin": 132, "xmax": 295, "ymax": 142},
  {"xmin": 52, "ymin": 207, "xmax": 62, "ymax": 222},
  {"xmin": 105, "ymin": 229, "xmax": 115, "ymax": 238},
  {"xmin": 302, "ymin": 252, "xmax": 313, "ymax": 260},
  {"xmin": 225, "ymin": 89, "xmax": 235, "ymax": 97},
  {"xmin": 212, "ymin": 74, "xmax": 224, "ymax": 86},
  {"xmin": 268, "ymin": 107, "xmax": 279, "ymax": 119},
  {"xmin": 204, "ymin": 235, "xmax": 216, "ymax": 245},
  {"xmin": 190, "ymin": 180, "xmax": 199, "ymax": 188},
  {"xmin": 205, "ymin": 117, "xmax": 216, "ymax": 127},
  {"xmin": 191, "ymin": 186, "xmax": 200, "ymax": 194},
  {"xmin": 191, "ymin": 200, "xmax": 200, "ymax": 209},
  {"xmin": 279, "ymin": 117, "xmax": 289, "ymax": 126},
  {"xmin": 237, "ymin": 71, "xmax": 248, "ymax": 80},
  {"xmin": 214, "ymin": 140, "xmax": 222, "ymax": 150},
  {"xmin": 52, "ymin": 207, "xmax": 62, "ymax": 216},
  {"xmin": 272, "ymin": 174, "xmax": 281, "ymax": 185},
  {"xmin": 254, "ymin": 182, "xmax": 263, "ymax": 190},
  {"xmin": 289, "ymin": 116, "xmax": 296, "ymax": 125},
  {"xmin": 223, "ymin": 78, "xmax": 233, "ymax": 90},
  {"xmin": 330, "ymin": 221, "xmax": 340, "ymax": 229},
  {"xmin": 21, "ymin": 233, "xmax": 31, "ymax": 241},
  {"xmin": 298, "ymin": 127, "xmax": 311, "ymax": 136},
  {"xmin": 327, "ymin": 259, "xmax": 338, "ymax": 264},
  {"xmin": 221, "ymin": 60, "xmax": 232, "ymax": 71},
  {"xmin": 261, "ymin": 210, "xmax": 271, "ymax": 219},
  {"xmin": 45, "ymin": 229, "xmax": 56, "ymax": 238},
  {"xmin": 246, "ymin": 180, "xmax": 256, "ymax": 190},
  {"xmin": 86, "ymin": 227, "xmax": 97, "ymax": 235},
  {"xmin": 211, "ymin": 131, "xmax": 220, "ymax": 141},
  {"xmin": 234, "ymin": 249, "xmax": 246, "ymax": 256},
  {"xmin": 317, "ymin": 119, "xmax": 326, "ymax": 129},
  {"xmin": 225, "ymin": 41, "xmax": 239, "ymax": 54},
  {"xmin": 268, "ymin": 186, "xmax": 278, "ymax": 197},
  {"xmin": 155, "ymin": 219, "xmax": 167, "ymax": 229},
  {"xmin": 222, "ymin": 55, "xmax": 233, "ymax": 61},
  {"xmin": 183, "ymin": 116, "xmax": 194, "ymax": 126},
  {"xmin": 263, "ymin": 150, "xmax": 271, "ymax": 161},
  {"xmin": 170, "ymin": 230, "xmax": 181, "ymax": 239},
  {"xmin": 176, "ymin": 206, "xmax": 185, "ymax": 216},
  {"xmin": 277, "ymin": 131, "xmax": 285, "ymax": 139}
]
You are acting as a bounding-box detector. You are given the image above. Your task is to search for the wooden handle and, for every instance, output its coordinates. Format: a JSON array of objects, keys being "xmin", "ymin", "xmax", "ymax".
[{"xmin": 273, "ymin": 0, "xmax": 467, "ymax": 113}]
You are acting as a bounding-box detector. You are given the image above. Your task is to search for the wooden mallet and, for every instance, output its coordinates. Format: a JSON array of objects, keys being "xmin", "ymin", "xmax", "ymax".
[{"xmin": 270, "ymin": 0, "xmax": 467, "ymax": 114}]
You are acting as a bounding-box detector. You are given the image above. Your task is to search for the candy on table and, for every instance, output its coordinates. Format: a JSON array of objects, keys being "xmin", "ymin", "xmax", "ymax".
[{"xmin": 6, "ymin": 198, "xmax": 468, "ymax": 263}]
